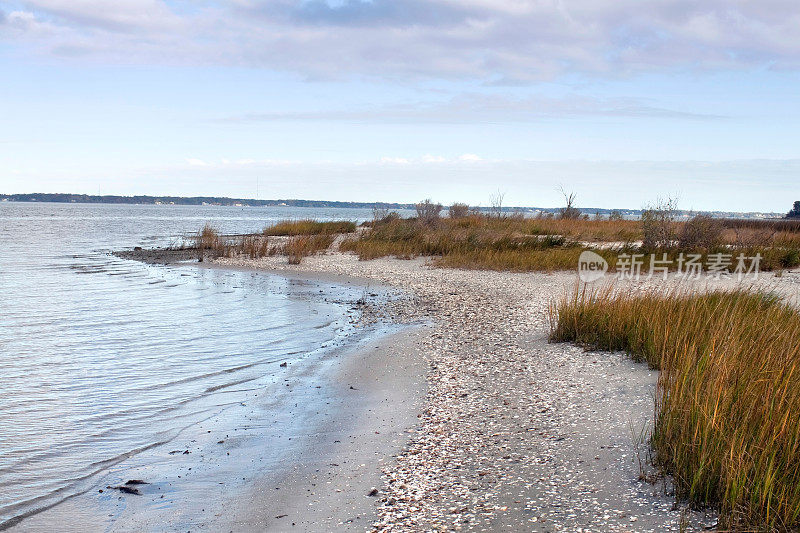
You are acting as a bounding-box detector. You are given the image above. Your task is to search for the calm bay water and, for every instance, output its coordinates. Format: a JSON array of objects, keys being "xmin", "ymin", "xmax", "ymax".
[{"xmin": 0, "ymin": 202, "xmax": 381, "ymax": 527}]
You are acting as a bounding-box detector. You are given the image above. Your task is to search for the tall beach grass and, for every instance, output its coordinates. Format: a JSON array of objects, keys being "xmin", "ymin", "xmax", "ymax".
[
  {"xmin": 192, "ymin": 220, "xmax": 351, "ymax": 263},
  {"xmin": 341, "ymin": 214, "xmax": 800, "ymax": 272},
  {"xmin": 263, "ymin": 219, "xmax": 355, "ymax": 236},
  {"xmin": 550, "ymin": 287, "xmax": 800, "ymax": 530}
]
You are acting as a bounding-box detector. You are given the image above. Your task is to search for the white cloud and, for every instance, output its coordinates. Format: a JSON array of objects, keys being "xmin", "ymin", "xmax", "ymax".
[
  {"xmin": 4, "ymin": 1, "xmax": 800, "ymax": 80},
  {"xmin": 184, "ymin": 157, "xmax": 296, "ymax": 168},
  {"xmin": 422, "ymin": 154, "xmax": 447, "ymax": 163},
  {"xmin": 215, "ymin": 93, "xmax": 719, "ymax": 124},
  {"xmin": 379, "ymin": 156, "xmax": 411, "ymax": 165},
  {"xmin": 459, "ymin": 153, "xmax": 482, "ymax": 162},
  {"xmin": 21, "ymin": 0, "xmax": 182, "ymax": 30}
]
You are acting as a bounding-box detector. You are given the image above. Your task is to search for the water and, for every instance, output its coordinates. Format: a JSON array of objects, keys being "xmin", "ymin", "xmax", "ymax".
[{"xmin": 0, "ymin": 202, "xmax": 383, "ymax": 528}]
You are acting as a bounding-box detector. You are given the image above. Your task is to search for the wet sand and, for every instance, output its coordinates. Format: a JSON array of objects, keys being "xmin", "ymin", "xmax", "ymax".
[
  {"xmin": 10, "ymin": 266, "xmax": 428, "ymax": 532},
  {"xmin": 221, "ymin": 326, "xmax": 428, "ymax": 531}
]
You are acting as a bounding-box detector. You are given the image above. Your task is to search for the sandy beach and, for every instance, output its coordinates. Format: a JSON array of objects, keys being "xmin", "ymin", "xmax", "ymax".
[
  {"xmin": 209, "ymin": 252, "xmax": 800, "ymax": 531},
  {"xmin": 15, "ymin": 247, "xmax": 800, "ymax": 532}
]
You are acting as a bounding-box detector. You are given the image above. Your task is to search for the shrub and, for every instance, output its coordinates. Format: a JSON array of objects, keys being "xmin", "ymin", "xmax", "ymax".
[
  {"xmin": 641, "ymin": 197, "xmax": 678, "ymax": 250},
  {"xmin": 558, "ymin": 189, "xmax": 581, "ymax": 220},
  {"xmin": 415, "ymin": 199, "xmax": 443, "ymax": 225},
  {"xmin": 678, "ymin": 214, "xmax": 723, "ymax": 250},
  {"xmin": 371, "ymin": 205, "xmax": 390, "ymax": 222},
  {"xmin": 449, "ymin": 202, "xmax": 470, "ymax": 219}
]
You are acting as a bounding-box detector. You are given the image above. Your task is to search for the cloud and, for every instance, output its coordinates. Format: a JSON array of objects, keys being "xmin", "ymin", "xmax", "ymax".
[
  {"xmin": 4, "ymin": 1, "xmax": 800, "ymax": 80},
  {"xmin": 459, "ymin": 153, "xmax": 482, "ymax": 162},
  {"xmin": 379, "ymin": 156, "xmax": 411, "ymax": 164},
  {"xmin": 185, "ymin": 157, "xmax": 294, "ymax": 167},
  {"xmin": 20, "ymin": 0, "xmax": 182, "ymax": 31},
  {"xmin": 215, "ymin": 93, "xmax": 721, "ymax": 124}
]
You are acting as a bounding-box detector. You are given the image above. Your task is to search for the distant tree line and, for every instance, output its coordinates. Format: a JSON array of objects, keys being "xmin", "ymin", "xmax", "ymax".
[
  {"xmin": 0, "ymin": 193, "xmax": 415, "ymax": 209},
  {"xmin": 788, "ymin": 201, "xmax": 800, "ymax": 219}
]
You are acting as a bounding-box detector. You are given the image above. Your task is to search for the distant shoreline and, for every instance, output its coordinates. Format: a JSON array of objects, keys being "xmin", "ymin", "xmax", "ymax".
[
  {"xmin": 0, "ymin": 193, "xmax": 416, "ymax": 210},
  {"xmin": 0, "ymin": 194, "xmax": 785, "ymax": 219}
]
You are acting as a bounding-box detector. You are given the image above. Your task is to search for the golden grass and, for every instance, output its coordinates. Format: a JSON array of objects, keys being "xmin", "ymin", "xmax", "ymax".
[
  {"xmin": 197, "ymin": 224, "xmax": 220, "ymax": 249},
  {"xmin": 197, "ymin": 215, "xmax": 800, "ymax": 272},
  {"xmin": 550, "ymin": 287, "xmax": 800, "ymax": 530},
  {"xmin": 434, "ymin": 248, "xmax": 600, "ymax": 272},
  {"xmin": 340, "ymin": 216, "xmax": 586, "ymax": 270},
  {"xmin": 341, "ymin": 216, "xmax": 800, "ymax": 272},
  {"xmin": 285, "ymin": 234, "xmax": 335, "ymax": 264},
  {"xmin": 236, "ymin": 234, "xmax": 276, "ymax": 259},
  {"xmin": 217, "ymin": 233, "xmax": 334, "ymax": 263},
  {"xmin": 191, "ymin": 220, "xmax": 349, "ymax": 263},
  {"xmin": 263, "ymin": 219, "xmax": 356, "ymax": 236}
]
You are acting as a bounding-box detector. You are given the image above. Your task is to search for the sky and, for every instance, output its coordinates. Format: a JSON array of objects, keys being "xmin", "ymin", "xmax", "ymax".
[{"xmin": 1, "ymin": 1, "xmax": 799, "ymax": 212}]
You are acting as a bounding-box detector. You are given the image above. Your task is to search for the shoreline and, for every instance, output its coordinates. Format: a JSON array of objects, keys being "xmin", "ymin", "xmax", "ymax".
[
  {"xmin": 211, "ymin": 251, "xmax": 800, "ymax": 531},
  {"xmin": 8, "ymin": 261, "xmax": 428, "ymax": 532},
  {"xmin": 23, "ymin": 247, "xmax": 800, "ymax": 531}
]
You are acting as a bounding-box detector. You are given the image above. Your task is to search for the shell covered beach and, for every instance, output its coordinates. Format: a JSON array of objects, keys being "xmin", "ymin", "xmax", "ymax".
[{"xmin": 215, "ymin": 252, "xmax": 800, "ymax": 531}]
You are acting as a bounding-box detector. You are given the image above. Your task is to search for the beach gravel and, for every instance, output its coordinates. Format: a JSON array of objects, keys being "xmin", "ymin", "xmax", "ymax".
[{"xmin": 217, "ymin": 252, "xmax": 800, "ymax": 532}]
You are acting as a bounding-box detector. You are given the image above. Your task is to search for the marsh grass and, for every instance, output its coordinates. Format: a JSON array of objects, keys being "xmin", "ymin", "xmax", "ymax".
[
  {"xmin": 263, "ymin": 219, "xmax": 356, "ymax": 236},
  {"xmin": 550, "ymin": 287, "xmax": 800, "ymax": 530},
  {"xmin": 197, "ymin": 224, "xmax": 220, "ymax": 250},
  {"xmin": 340, "ymin": 215, "xmax": 629, "ymax": 270},
  {"xmin": 341, "ymin": 215, "xmax": 800, "ymax": 272},
  {"xmin": 285, "ymin": 234, "xmax": 335, "ymax": 264},
  {"xmin": 198, "ymin": 215, "xmax": 800, "ymax": 272},
  {"xmin": 220, "ymin": 233, "xmax": 334, "ymax": 263},
  {"xmin": 191, "ymin": 219, "xmax": 351, "ymax": 263}
]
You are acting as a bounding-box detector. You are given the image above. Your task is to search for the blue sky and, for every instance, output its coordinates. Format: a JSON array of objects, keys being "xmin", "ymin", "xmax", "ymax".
[{"xmin": 1, "ymin": 1, "xmax": 799, "ymax": 212}]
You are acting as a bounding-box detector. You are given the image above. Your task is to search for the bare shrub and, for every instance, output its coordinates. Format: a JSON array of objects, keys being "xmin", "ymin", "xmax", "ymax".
[
  {"xmin": 558, "ymin": 188, "xmax": 581, "ymax": 220},
  {"xmin": 641, "ymin": 197, "xmax": 679, "ymax": 250},
  {"xmin": 415, "ymin": 199, "xmax": 443, "ymax": 225},
  {"xmin": 372, "ymin": 205, "xmax": 390, "ymax": 222},
  {"xmin": 679, "ymin": 215, "xmax": 723, "ymax": 250},
  {"xmin": 449, "ymin": 202, "xmax": 470, "ymax": 219},
  {"xmin": 489, "ymin": 191, "xmax": 505, "ymax": 218}
]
